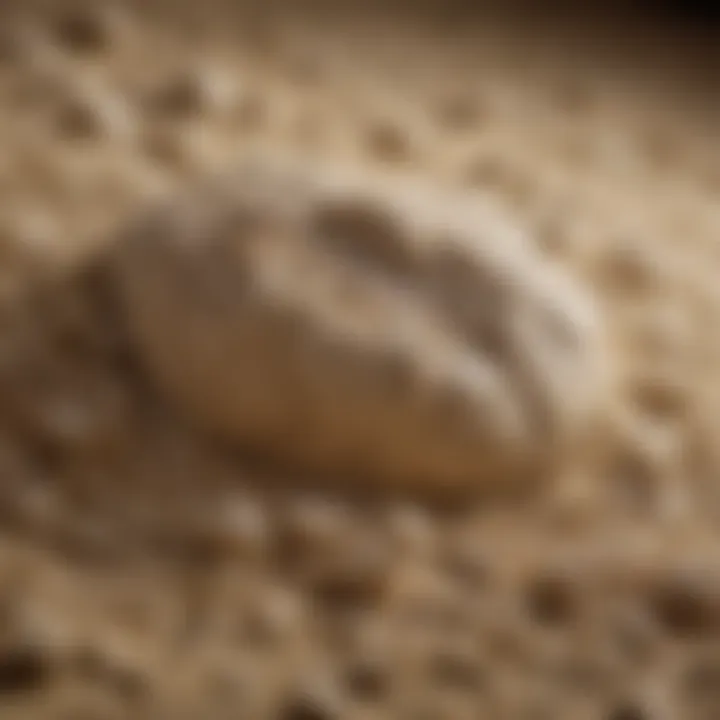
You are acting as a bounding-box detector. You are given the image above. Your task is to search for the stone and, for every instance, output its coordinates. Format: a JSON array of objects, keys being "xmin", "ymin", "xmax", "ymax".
[{"xmin": 112, "ymin": 154, "xmax": 607, "ymax": 500}]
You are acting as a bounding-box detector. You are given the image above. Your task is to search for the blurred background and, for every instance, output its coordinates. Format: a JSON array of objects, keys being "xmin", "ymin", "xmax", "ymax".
[{"xmin": 0, "ymin": 1, "xmax": 718, "ymax": 719}]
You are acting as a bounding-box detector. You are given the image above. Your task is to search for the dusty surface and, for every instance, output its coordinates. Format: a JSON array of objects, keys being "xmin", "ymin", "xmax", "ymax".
[{"xmin": 0, "ymin": 1, "xmax": 718, "ymax": 719}]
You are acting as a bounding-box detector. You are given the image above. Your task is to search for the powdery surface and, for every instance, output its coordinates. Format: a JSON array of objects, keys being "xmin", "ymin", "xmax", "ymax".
[{"xmin": 0, "ymin": 2, "xmax": 718, "ymax": 719}]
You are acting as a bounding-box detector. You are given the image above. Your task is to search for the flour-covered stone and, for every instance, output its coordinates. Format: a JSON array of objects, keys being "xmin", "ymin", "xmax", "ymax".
[{"xmin": 112, "ymin": 156, "xmax": 607, "ymax": 498}]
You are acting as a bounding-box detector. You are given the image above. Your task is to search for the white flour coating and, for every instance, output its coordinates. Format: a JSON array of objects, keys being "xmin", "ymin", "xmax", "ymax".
[{"xmin": 112, "ymin": 155, "xmax": 609, "ymax": 498}]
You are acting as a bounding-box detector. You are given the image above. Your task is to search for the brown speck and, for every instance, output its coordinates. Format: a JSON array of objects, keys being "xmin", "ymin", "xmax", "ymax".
[
  {"xmin": 312, "ymin": 198, "xmax": 414, "ymax": 278},
  {"xmin": 309, "ymin": 551, "xmax": 388, "ymax": 613},
  {"xmin": 647, "ymin": 569, "xmax": 720, "ymax": 637},
  {"xmin": 606, "ymin": 701, "xmax": 649, "ymax": 720},
  {"xmin": 343, "ymin": 659, "xmax": 390, "ymax": 700},
  {"xmin": 279, "ymin": 689, "xmax": 340, "ymax": 720},
  {"xmin": 53, "ymin": 6, "xmax": 114, "ymax": 54},
  {"xmin": 55, "ymin": 97, "xmax": 101, "ymax": 140},
  {"xmin": 0, "ymin": 643, "xmax": 53, "ymax": 694},
  {"xmin": 146, "ymin": 72, "xmax": 206, "ymax": 120},
  {"xmin": 630, "ymin": 376, "xmax": 687, "ymax": 422},
  {"xmin": 365, "ymin": 120, "xmax": 412, "ymax": 163},
  {"xmin": 524, "ymin": 571, "xmax": 580, "ymax": 627}
]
